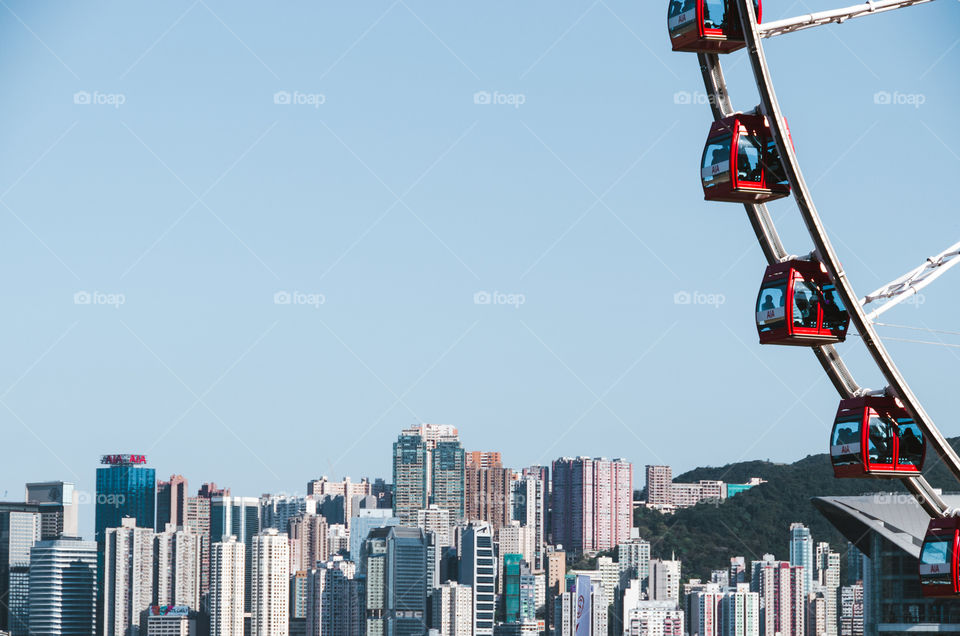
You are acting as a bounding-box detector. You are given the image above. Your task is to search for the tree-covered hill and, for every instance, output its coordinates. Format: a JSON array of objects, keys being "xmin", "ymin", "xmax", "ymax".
[{"xmin": 634, "ymin": 438, "xmax": 960, "ymax": 581}]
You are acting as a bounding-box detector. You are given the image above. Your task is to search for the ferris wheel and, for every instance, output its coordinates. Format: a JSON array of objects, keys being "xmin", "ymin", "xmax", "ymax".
[{"xmin": 667, "ymin": 0, "xmax": 960, "ymax": 596}]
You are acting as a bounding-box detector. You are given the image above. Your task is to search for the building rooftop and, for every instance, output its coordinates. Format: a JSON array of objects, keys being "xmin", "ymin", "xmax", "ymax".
[{"xmin": 812, "ymin": 493, "xmax": 960, "ymax": 559}]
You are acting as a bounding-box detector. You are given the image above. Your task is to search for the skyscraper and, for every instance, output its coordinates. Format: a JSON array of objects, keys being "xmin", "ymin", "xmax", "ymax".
[
  {"xmin": 789, "ymin": 523, "xmax": 814, "ymax": 595},
  {"xmin": 28, "ymin": 537, "xmax": 97, "ymax": 636},
  {"xmin": 0, "ymin": 504, "xmax": 41, "ymax": 636},
  {"xmin": 503, "ymin": 554, "xmax": 536, "ymax": 624},
  {"xmin": 432, "ymin": 439, "xmax": 466, "ymax": 521},
  {"xmin": 392, "ymin": 434, "xmax": 429, "ymax": 525},
  {"xmin": 751, "ymin": 555, "xmax": 804, "ymax": 636},
  {"xmin": 288, "ymin": 514, "xmax": 329, "ymax": 573},
  {"xmin": 185, "ymin": 482, "xmax": 228, "ymax": 599},
  {"xmin": 816, "ymin": 542, "xmax": 840, "ymax": 636},
  {"xmin": 306, "ymin": 477, "xmax": 371, "ymax": 531},
  {"xmin": 512, "ymin": 473, "xmax": 546, "ymax": 570},
  {"xmin": 551, "ymin": 457, "xmax": 633, "ymax": 553},
  {"xmin": 154, "ymin": 523, "xmax": 201, "ymax": 609},
  {"xmin": 305, "ymin": 556, "xmax": 361, "ymax": 636},
  {"xmin": 645, "ymin": 465, "xmax": 673, "ymax": 507},
  {"xmin": 211, "ymin": 496, "xmax": 260, "ymax": 612},
  {"xmin": 251, "ymin": 529, "xmax": 289, "ymax": 636},
  {"xmin": 465, "ymin": 453, "xmax": 511, "ymax": 531},
  {"xmin": 649, "ymin": 558, "xmax": 682, "ymax": 603},
  {"xmin": 156, "ymin": 475, "xmax": 188, "ymax": 532},
  {"xmin": 459, "ymin": 523, "xmax": 495, "ymax": 636},
  {"xmin": 350, "ymin": 509, "xmax": 400, "ymax": 565},
  {"xmin": 362, "ymin": 525, "xmax": 428, "ymax": 635},
  {"xmin": 103, "ymin": 518, "xmax": 155, "ymax": 636},
  {"xmin": 210, "ymin": 536, "xmax": 245, "ymax": 636},
  {"xmin": 618, "ymin": 536, "xmax": 652, "ymax": 592},
  {"xmin": 431, "ymin": 581, "xmax": 473, "ymax": 636},
  {"xmin": 95, "ymin": 454, "xmax": 156, "ymax": 545},
  {"xmin": 25, "ymin": 482, "xmax": 79, "ymax": 540},
  {"xmin": 720, "ymin": 584, "xmax": 760, "ymax": 636},
  {"xmin": 417, "ymin": 505, "xmax": 452, "ymax": 548}
]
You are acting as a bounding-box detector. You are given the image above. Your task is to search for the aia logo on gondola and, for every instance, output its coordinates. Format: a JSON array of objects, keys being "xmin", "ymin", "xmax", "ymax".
[
  {"xmin": 932, "ymin": 565, "xmax": 941, "ymax": 573},
  {"xmin": 711, "ymin": 164, "xmax": 722, "ymax": 175},
  {"xmin": 841, "ymin": 445, "xmax": 852, "ymax": 454},
  {"xmin": 678, "ymin": 13, "xmax": 687, "ymax": 24}
]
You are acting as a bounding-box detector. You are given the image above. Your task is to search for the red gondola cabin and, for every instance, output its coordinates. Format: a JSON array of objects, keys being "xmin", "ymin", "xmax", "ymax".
[
  {"xmin": 702, "ymin": 114, "xmax": 791, "ymax": 203},
  {"xmin": 668, "ymin": 0, "xmax": 762, "ymax": 53},
  {"xmin": 920, "ymin": 517, "xmax": 960, "ymax": 597},
  {"xmin": 830, "ymin": 396, "xmax": 925, "ymax": 478},
  {"xmin": 755, "ymin": 260, "xmax": 850, "ymax": 346}
]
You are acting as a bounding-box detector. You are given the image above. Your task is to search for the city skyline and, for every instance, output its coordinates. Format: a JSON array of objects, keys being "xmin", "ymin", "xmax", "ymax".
[{"xmin": 1, "ymin": 1, "xmax": 958, "ymax": 522}]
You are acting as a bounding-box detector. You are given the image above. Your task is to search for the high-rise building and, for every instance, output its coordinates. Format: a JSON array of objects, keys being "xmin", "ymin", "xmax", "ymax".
[
  {"xmin": 362, "ymin": 525, "xmax": 428, "ymax": 635},
  {"xmin": 465, "ymin": 454, "xmax": 511, "ymax": 531},
  {"xmin": 210, "ymin": 496, "xmax": 260, "ymax": 611},
  {"xmin": 503, "ymin": 554, "xmax": 536, "ymax": 624},
  {"xmin": 649, "ymin": 558, "xmax": 682, "ymax": 603},
  {"xmin": 417, "ymin": 505, "xmax": 452, "ymax": 548},
  {"xmin": 498, "ymin": 522, "xmax": 534, "ymax": 594},
  {"xmin": 0, "ymin": 504, "xmax": 41, "ymax": 636},
  {"xmin": 460, "ymin": 523, "xmax": 496, "ymax": 636},
  {"xmin": 289, "ymin": 514, "xmax": 329, "ymax": 573},
  {"xmin": 154, "ymin": 523, "xmax": 201, "ymax": 609},
  {"xmin": 27, "ymin": 537, "xmax": 97, "ymax": 636},
  {"xmin": 431, "ymin": 581, "xmax": 473, "ymax": 636},
  {"xmin": 688, "ymin": 583, "xmax": 723, "ymax": 636},
  {"xmin": 730, "ymin": 557, "xmax": 747, "ymax": 586},
  {"xmin": 156, "ymin": 475, "xmax": 188, "ymax": 532},
  {"xmin": 393, "ymin": 434, "xmax": 429, "ymax": 525},
  {"xmin": 350, "ymin": 509, "xmax": 400, "ymax": 565},
  {"xmin": 551, "ymin": 457, "xmax": 633, "ymax": 554},
  {"xmin": 260, "ymin": 494, "xmax": 314, "ymax": 533},
  {"xmin": 751, "ymin": 555, "xmax": 804, "ymax": 636},
  {"xmin": 720, "ymin": 584, "xmax": 760, "ymax": 636},
  {"xmin": 95, "ymin": 454, "xmax": 156, "ymax": 544},
  {"xmin": 184, "ymin": 482, "xmax": 228, "ymax": 599},
  {"xmin": 839, "ymin": 583, "xmax": 863, "ymax": 636},
  {"xmin": 844, "ymin": 544, "xmax": 862, "ymax": 587},
  {"xmin": 555, "ymin": 581, "xmax": 609, "ymax": 636},
  {"xmin": 645, "ymin": 465, "xmax": 673, "ymax": 507},
  {"xmin": 103, "ymin": 518, "xmax": 155, "ymax": 636},
  {"xmin": 402, "ymin": 423, "xmax": 459, "ymax": 450},
  {"xmin": 306, "ymin": 477, "xmax": 371, "ymax": 530},
  {"xmin": 305, "ymin": 556, "xmax": 361, "ymax": 636},
  {"xmin": 432, "ymin": 440, "xmax": 466, "ymax": 521},
  {"xmin": 251, "ymin": 529, "xmax": 289, "ymax": 636},
  {"xmin": 512, "ymin": 473, "xmax": 546, "ymax": 570},
  {"xmin": 24, "ymin": 482, "xmax": 79, "ymax": 539},
  {"xmin": 618, "ymin": 536, "xmax": 652, "ymax": 591},
  {"xmin": 816, "ymin": 542, "xmax": 840, "ymax": 636},
  {"xmin": 789, "ymin": 523, "xmax": 814, "ymax": 595},
  {"xmin": 807, "ymin": 592, "xmax": 827, "ymax": 636},
  {"xmin": 210, "ymin": 536, "xmax": 245, "ymax": 636}
]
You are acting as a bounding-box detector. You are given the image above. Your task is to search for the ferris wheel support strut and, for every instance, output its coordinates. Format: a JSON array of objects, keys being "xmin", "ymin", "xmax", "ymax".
[
  {"xmin": 735, "ymin": 0, "xmax": 960, "ymax": 516},
  {"xmin": 862, "ymin": 240, "xmax": 960, "ymax": 321}
]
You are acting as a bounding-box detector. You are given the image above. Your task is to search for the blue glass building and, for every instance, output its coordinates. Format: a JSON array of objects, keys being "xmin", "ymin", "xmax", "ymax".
[{"xmin": 94, "ymin": 457, "xmax": 156, "ymax": 544}]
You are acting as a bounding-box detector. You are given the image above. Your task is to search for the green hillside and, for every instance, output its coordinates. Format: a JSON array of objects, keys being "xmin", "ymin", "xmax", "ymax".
[{"xmin": 634, "ymin": 439, "xmax": 960, "ymax": 581}]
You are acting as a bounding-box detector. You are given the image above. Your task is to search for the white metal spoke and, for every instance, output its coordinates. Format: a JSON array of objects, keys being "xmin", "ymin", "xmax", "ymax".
[
  {"xmin": 759, "ymin": 0, "xmax": 938, "ymax": 38},
  {"xmin": 862, "ymin": 240, "xmax": 960, "ymax": 320}
]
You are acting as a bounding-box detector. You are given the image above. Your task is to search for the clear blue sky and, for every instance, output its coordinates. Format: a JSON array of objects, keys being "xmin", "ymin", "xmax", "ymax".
[{"xmin": 0, "ymin": 1, "xmax": 957, "ymax": 539}]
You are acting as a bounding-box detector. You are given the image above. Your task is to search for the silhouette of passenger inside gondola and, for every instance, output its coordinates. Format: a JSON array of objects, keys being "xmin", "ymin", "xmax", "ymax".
[
  {"xmin": 869, "ymin": 419, "xmax": 894, "ymax": 464},
  {"xmin": 822, "ymin": 292, "xmax": 844, "ymax": 329},
  {"xmin": 900, "ymin": 426, "xmax": 924, "ymax": 464},
  {"xmin": 835, "ymin": 426, "xmax": 857, "ymax": 447},
  {"xmin": 761, "ymin": 294, "xmax": 775, "ymax": 311},
  {"xmin": 669, "ymin": 0, "xmax": 683, "ymax": 18}
]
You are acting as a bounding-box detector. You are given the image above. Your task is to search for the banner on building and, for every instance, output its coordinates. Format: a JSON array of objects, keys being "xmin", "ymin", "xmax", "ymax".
[{"xmin": 575, "ymin": 574, "xmax": 591, "ymax": 636}]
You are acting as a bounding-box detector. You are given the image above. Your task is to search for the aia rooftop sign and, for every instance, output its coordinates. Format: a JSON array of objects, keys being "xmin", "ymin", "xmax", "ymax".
[{"xmin": 100, "ymin": 454, "xmax": 147, "ymax": 466}]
